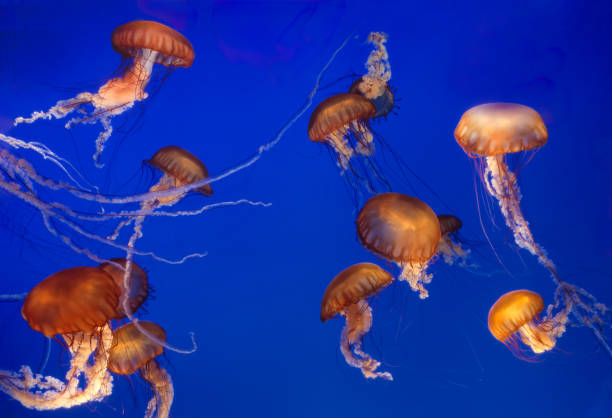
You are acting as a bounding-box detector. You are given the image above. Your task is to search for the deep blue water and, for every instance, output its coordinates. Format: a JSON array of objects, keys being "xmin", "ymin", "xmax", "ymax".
[{"xmin": 0, "ymin": 1, "xmax": 611, "ymax": 417}]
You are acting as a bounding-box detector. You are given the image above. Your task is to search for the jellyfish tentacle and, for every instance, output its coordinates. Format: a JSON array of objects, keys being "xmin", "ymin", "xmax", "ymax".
[
  {"xmin": 140, "ymin": 360, "xmax": 174, "ymax": 418},
  {"xmin": 0, "ymin": 325, "xmax": 114, "ymax": 410},
  {"xmin": 340, "ymin": 301, "xmax": 392, "ymax": 381}
]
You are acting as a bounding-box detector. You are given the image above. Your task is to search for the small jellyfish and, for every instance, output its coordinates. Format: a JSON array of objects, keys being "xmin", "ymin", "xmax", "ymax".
[
  {"xmin": 108, "ymin": 145, "xmax": 212, "ymax": 241},
  {"xmin": 436, "ymin": 214, "xmax": 469, "ymax": 265},
  {"xmin": 488, "ymin": 289, "xmax": 569, "ymax": 358},
  {"xmin": 15, "ymin": 21, "xmax": 195, "ymax": 166},
  {"xmin": 108, "ymin": 321, "xmax": 173, "ymax": 418},
  {"xmin": 348, "ymin": 32, "xmax": 394, "ymax": 118},
  {"xmin": 308, "ymin": 93, "xmax": 376, "ymax": 170},
  {"xmin": 321, "ymin": 263, "xmax": 393, "ymax": 380},
  {"xmin": 357, "ymin": 193, "xmax": 441, "ymax": 299},
  {"xmin": 147, "ymin": 145, "xmax": 212, "ymax": 207},
  {"xmin": 0, "ymin": 267, "xmax": 120, "ymax": 410}
]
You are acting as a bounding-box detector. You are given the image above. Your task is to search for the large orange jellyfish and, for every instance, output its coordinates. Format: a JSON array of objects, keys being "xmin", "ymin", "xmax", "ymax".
[
  {"xmin": 321, "ymin": 263, "xmax": 393, "ymax": 380},
  {"xmin": 357, "ymin": 193, "xmax": 441, "ymax": 299},
  {"xmin": 348, "ymin": 32, "xmax": 394, "ymax": 119},
  {"xmin": 455, "ymin": 103, "xmax": 612, "ymax": 359},
  {"xmin": 14, "ymin": 20, "xmax": 195, "ymax": 167},
  {"xmin": 488, "ymin": 289, "xmax": 570, "ymax": 358},
  {"xmin": 108, "ymin": 321, "xmax": 173, "ymax": 418},
  {"xmin": 436, "ymin": 214, "xmax": 469, "ymax": 265},
  {"xmin": 0, "ymin": 266, "xmax": 121, "ymax": 410}
]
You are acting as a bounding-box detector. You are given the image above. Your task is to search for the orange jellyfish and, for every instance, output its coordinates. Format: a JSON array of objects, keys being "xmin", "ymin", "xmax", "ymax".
[
  {"xmin": 488, "ymin": 289, "xmax": 570, "ymax": 358},
  {"xmin": 308, "ymin": 93, "xmax": 394, "ymax": 195},
  {"xmin": 147, "ymin": 145, "xmax": 212, "ymax": 206},
  {"xmin": 14, "ymin": 21, "xmax": 195, "ymax": 166},
  {"xmin": 455, "ymin": 103, "xmax": 612, "ymax": 359},
  {"xmin": 436, "ymin": 214, "xmax": 469, "ymax": 265},
  {"xmin": 357, "ymin": 193, "xmax": 441, "ymax": 299},
  {"xmin": 0, "ymin": 267, "xmax": 121, "ymax": 410},
  {"xmin": 348, "ymin": 32, "xmax": 394, "ymax": 119},
  {"xmin": 108, "ymin": 145, "xmax": 212, "ymax": 241},
  {"xmin": 321, "ymin": 263, "xmax": 393, "ymax": 380},
  {"xmin": 108, "ymin": 321, "xmax": 173, "ymax": 418}
]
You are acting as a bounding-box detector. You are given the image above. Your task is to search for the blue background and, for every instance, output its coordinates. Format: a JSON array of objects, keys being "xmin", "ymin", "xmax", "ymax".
[{"xmin": 1, "ymin": 0, "xmax": 611, "ymax": 417}]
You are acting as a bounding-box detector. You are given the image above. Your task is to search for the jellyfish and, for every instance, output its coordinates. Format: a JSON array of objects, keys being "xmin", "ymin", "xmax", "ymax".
[
  {"xmin": 321, "ymin": 263, "xmax": 393, "ymax": 380},
  {"xmin": 348, "ymin": 32, "xmax": 394, "ymax": 119},
  {"xmin": 0, "ymin": 266, "xmax": 121, "ymax": 410},
  {"xmin": 147, "ymin": 145, "xmax": 213, "ymax": 205},
  {"xmin": 455, "ymin": 103, "xmax": 612, "ymax": 359},
  {"xmin": 357, "ymin": 193, "xmax": 441, "ymax": 299},
  {"xmin": 108, "ymin": 321, "xmax": 173, "ymax": 418},
  {"xmin": 436, "ymin": 214, "xmax": 470, "ymax": 265},
  {"xmin": 14, "ymin": 20, "xmax": 195, "ymax": 166},
  {"xmin": 488, "ymin": 289, "xmax": 570, "ymax": 358}
]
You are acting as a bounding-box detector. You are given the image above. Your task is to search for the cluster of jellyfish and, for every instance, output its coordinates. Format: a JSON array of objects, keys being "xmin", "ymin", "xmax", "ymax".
[
  {"xmin": 0, "ymin": 18, "xmax": 610, "ymax": 417},
  {"xmin": 310, "ymin": 34, "xmax": 611, "ymax": 380},
  {"xmin": 0, "ymin": 19, "xmax": 282, "ymax": 417}
]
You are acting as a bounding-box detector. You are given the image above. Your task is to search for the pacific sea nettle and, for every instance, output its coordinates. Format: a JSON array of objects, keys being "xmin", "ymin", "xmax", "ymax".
[
  {"xmin": 147, "ymin": 145, "xmax": 212, "ymax": 206},
  {"xmin": 0, "ymin": 262, "xmax": 149, "ymax": 411},
  {"xmin": 108, "ymin": 321, "xmax": 173, "ymax": 418},
  {"xmin": 321, "ymin": 263, "xmax": 393, "ymax": 380},
  {"xmin": 488, "ymin": 289, "xmax": 569, "ymax": 358},
  {"xmin": 14, "ymin": 20, "xmax": 195, "ymax": 166},
  {"xmin": 357, "ymin": 193, "xmax": 441, "ymax": 299},
  {"xmin": 456, "ymin": 103, "xmax": 612, "ymax": 359}
]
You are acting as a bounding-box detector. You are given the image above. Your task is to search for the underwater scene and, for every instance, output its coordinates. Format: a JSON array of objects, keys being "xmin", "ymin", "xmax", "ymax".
[{"xmin": 0, "ymin": 1, "xmax": 611, "ymax": 417}]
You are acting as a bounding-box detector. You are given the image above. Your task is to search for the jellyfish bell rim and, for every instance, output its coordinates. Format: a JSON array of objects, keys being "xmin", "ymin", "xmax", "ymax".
[
  {"xmin": 454, "ymin": 102, "xmax": 548, "ymax": 157},
  {"xmin": 307, "ymin": 93, "xmax": 376, "ymax": 142},
  {"xmin": 111, "ymin": 20, "xmax": 195, "ymax": 68},
  {"xmin": 356, "ymin": 193, "xmax": 441, "ymax": 264},
  {"xmin": 487, "ymin": 289, "xmax": 545, "ymax": 342},
  {"xmin": 147, "ymin": 145, "xmax": 213, "ymax": 196},
  {"xmin": 320, "ymin": 262, "xmax": 393, "ymax": 322}
]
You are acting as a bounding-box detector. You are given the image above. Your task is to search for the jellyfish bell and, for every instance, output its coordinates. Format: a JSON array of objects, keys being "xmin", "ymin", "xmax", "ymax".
[
  {"xmin": 146, "ymin": 145, "xmax": 212, "ymax": 207},
  {"xmin": 21, "ymin": 266, "xmax": 120, "ymax": 338},
  {"xmin": 14, "ymin": 20, "xmax": 195, "ymax": 166},
  {"xmin": 98, "ymin": 258, "xmax": 149, "ymax": 318},
  {"xmin": 321, "ymin": 263, "xmax": 393, "ymax": 380},
  {"xmin": 357, "ymin": 193, "xmax": 441, "ymax": 299},
  {"xmin": 436, "ymin": 214, "xmax": 470, "ymax": 265},
  {"xmin": 0, "ymin": 266, "xmax": 119, "ymax": 410},
  {"xmin": 488, "ymin": 289, "xmax": 569, "ymax": 358},
  {"xmin": 108, "ymin": 322, "xmax": 174, "ymax": 418}
]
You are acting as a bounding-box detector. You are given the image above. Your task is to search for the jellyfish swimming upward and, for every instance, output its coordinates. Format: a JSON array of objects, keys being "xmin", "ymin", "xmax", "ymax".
[
  {"xmin": 108, "ymin": 321, "xmax": 173, "ymax": 418},
  {"xmin": 357, "ymin": 192, "xmax": 441, "ymax": 299},
  {"xmin": 455, "ymin": 103, "xmax": 612, "ymax": 359},
  {"xmin": 14, "ymin": 20, "xmax": 195, "ymax": 166},
  {"xmin": 488, "ymin": 289, "xmax": 570, "ymax": 358},
  {"xmin": 321, "ymin": 263, "xmax": 393, "ymax": 380}
]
